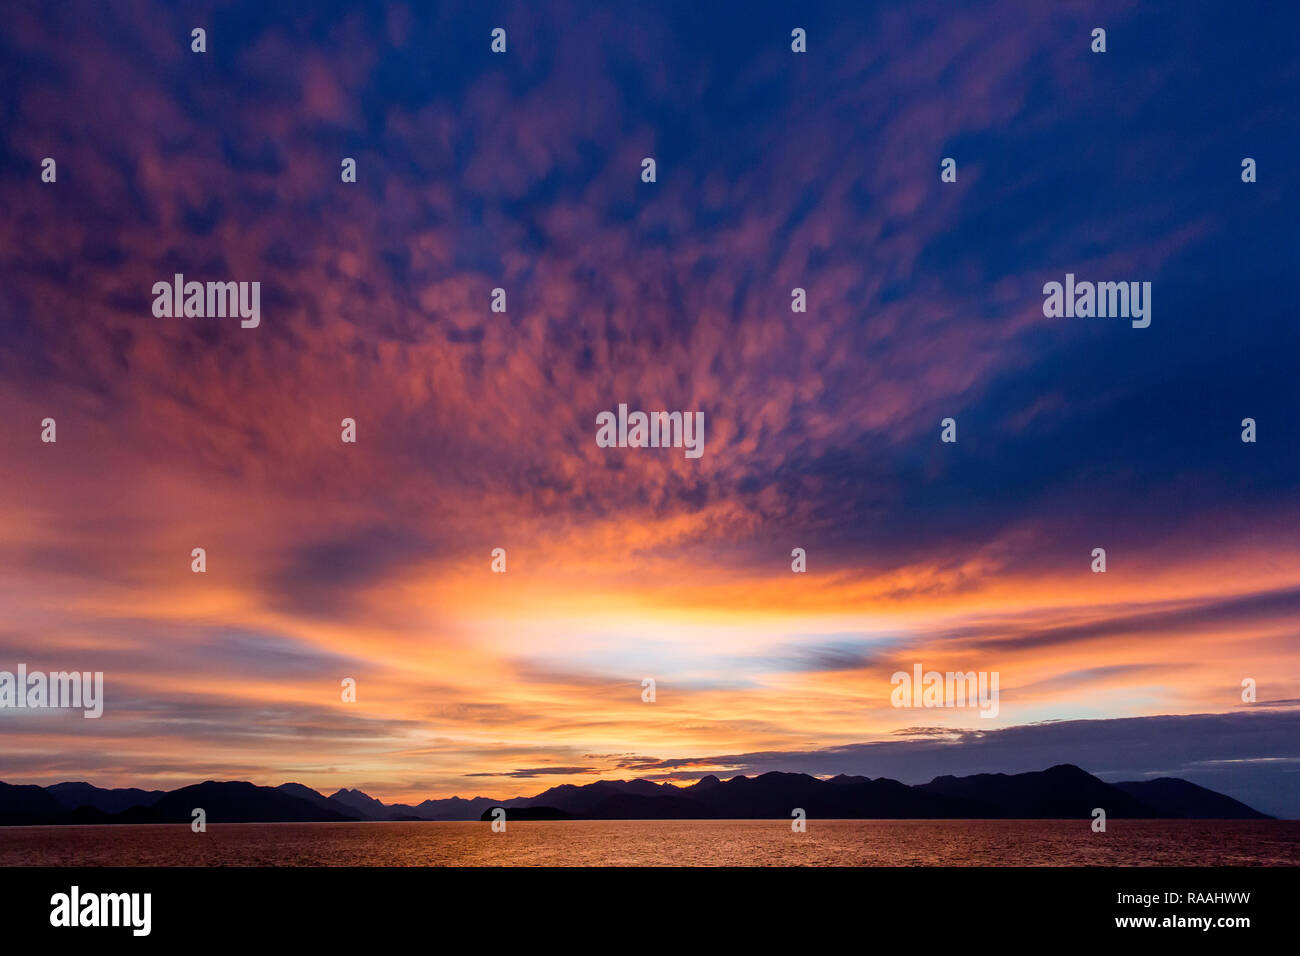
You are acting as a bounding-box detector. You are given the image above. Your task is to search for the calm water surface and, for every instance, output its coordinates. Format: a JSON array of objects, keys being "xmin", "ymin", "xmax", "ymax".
[{"xmin": 2, "ymin": 819, "xmax": 1297, "ymax": 866}]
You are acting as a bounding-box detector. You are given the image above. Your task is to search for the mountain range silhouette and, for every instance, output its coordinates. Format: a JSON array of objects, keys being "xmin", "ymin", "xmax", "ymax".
[{"xmin": 0, "ymin": 764, "xmax": 1272, "ymax": 825}]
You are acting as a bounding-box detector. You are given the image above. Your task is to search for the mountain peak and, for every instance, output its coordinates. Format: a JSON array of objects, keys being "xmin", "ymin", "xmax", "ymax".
[{"xmin": 1044, "ymin": 763, "xmax": 1089, "ymax": 776}]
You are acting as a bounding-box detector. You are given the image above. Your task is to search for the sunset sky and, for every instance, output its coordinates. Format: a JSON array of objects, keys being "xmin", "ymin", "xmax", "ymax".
[{"xmin": 2, "ymin": 1, "xmax": 1298, "ymax": 817}]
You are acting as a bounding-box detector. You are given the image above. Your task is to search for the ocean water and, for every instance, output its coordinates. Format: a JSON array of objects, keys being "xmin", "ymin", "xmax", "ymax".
[{"xmin": 1, "ymin": 819, "xmax": 1297, "ymax": 866}]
